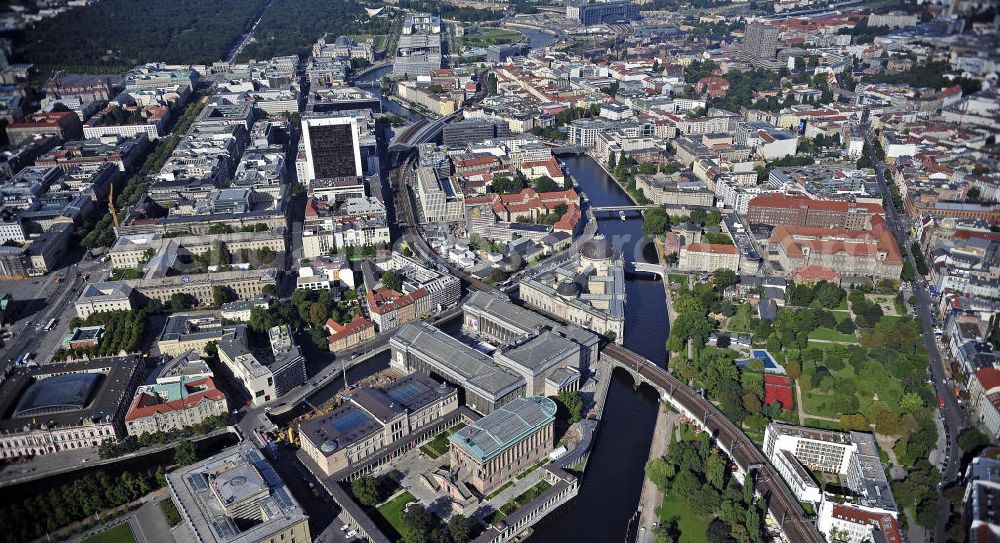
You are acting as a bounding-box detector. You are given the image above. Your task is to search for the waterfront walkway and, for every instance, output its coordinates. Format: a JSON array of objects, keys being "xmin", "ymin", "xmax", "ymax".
[{"xmin": 637, "ymin": 406, "xmax": 681, "ymax": 542}]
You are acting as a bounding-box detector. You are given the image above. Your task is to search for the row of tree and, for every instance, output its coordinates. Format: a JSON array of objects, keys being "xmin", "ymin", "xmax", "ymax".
[{"xmin": 55, "ymin": 310, "xmax": 148, "ymax": 361}]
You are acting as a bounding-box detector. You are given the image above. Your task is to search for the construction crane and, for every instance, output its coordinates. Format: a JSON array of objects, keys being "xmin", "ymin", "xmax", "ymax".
[{"xmin": 108, "ymin": 184, "xmax": 120, "ymax": 228}]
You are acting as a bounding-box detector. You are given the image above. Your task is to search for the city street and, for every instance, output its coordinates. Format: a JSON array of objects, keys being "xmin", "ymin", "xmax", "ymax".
[
  {"xmin": 864, "ymin": 126, "xmax": 968, "ymax": 539},
  {"xmin": 0, "ymin": 248, "xmax": 110, "ymax": 371}
]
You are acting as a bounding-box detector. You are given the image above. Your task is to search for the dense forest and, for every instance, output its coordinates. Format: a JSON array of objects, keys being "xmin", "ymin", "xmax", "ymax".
[
  {"xmin": 399, "ymin": 0, "xmax": 504, "ymax": 21},
  {"xmin": 238, "ymin": 0, "xmax": 393, "ymax": 60},
  {"xmin": 13, "ymin": 0, "xmax": 267, "ymax": 70}
]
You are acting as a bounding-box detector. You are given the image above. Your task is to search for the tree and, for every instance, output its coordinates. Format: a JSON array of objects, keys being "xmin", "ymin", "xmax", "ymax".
[
  {"xmin": 835, "ymin": 318, "xmax": 856, "ymax": 335},
  {"xmin": 785, "ymin": 359, "xmax": 802, "ymax": 380},
  {"xmin": 967, "ymin": 186, "xmax": 981, "ymax": 201},
  {"xmin": 208, "ymin": 223, "xmax": 232, "ymax": 235},
  {"xmin": 401, "ymin": 503, "xmax": 432, "ymax": 541},
  {"xmin": 653, "ymin": 517, "xmax": 680, "ymax": 543},
  {"xmin": 706, "ymin": 449, "xmax": 726, "ymax": 490},
  {"xmin": 706, "ymin": 518, "xmax": 734, "ymax": 543},
  {"xmin": 381, "ymin": 271, "xmax": 402, "ymax": 292},
  {"xmin": 899, "ymin": 392, "xmax": 923, "ymax": 414},
  {"xmin": 532, "ymin": 175, "xmax": 559, "ymax": 192},
  {"xmin": 713, "ymin": 269, "xmax": 737, "ymax": 291},
  {"xmin": 958, "ymin": 428, "xmax": 989, "ymax": 457},
  {"xmin": 900, "ymin": 260, "xmax": 916, "ymax": 281},
  {"xmin": 307, "ymin": 302, "xmax": 328, "ymax": 326},
  {"xmin": 556, "ymin": 390, "xmax": 584, "ymax": 423},
  {"xmin": 212, "ymin": 285, "xmax": 235, "ymax": 308},
  {"xmin": 642, "ymin": 208, "xmax": 671, "ymax": 237},
  {"xmin": 351, "ymin": 475, "xmax": 381, "ymax": 506},
  {"xmin": 170, "ymin": 292, "xmax": 190, "ymax": 312},
  {"xmin": 447, "ymin": 514, "xmax": 471, "ymax": 543},
  {"xmin": 645, "ymin": 457, "xmax": 676, "ymax": 490},
  {"xmin": 174, "ymin": 440, "xmax": 198, "ymax": 465},
  {"xmin": 608, "ymin": 153, "xmax": 617, "ymax": 170}
]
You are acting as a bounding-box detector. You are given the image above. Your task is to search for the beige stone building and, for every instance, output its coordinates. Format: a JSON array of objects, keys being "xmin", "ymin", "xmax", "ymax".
[
  {"xmin": 167, "ymin": 443, "xmax": 311, "ymax": 543},
  {"xmin": 678, "ymin": 242, "xmax": 741, "ymax": 272},
  {"xmin": 447, "ymin": 396, "xmax": 556, "ymax": 495},
  {"xmin": 518, "ymin": 237, "xmax": 625, "ymax": 342},
  {"xmin": 300, "ymin": 373, "xmax": 458, "ymax": 477}
]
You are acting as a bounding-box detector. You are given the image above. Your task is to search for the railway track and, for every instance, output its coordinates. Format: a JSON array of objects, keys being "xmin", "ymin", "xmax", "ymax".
[{"xmin": 605, "ymin": 344, "xmax": 824, "ymax": 543}]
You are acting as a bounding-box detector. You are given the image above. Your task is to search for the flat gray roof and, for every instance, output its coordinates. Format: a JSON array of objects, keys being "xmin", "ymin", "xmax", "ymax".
[{"xmin": 392, "ymin": 322, "xmax": 523, "ymax": 399}]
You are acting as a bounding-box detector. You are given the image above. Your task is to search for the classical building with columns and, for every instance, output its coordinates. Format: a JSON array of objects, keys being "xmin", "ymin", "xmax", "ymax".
[{"xmin": 447, "ymin": 396, "xmax": 556, "ymax": 495}]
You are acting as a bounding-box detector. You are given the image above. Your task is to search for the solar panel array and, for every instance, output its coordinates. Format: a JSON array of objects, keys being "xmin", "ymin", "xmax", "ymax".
[
  {"xmin": 331, "ymin": 409, "xmax": 372, "ymax": 433},
  {"xmin": 387, "ymin": 380, "xmax": 425, "ymax": 405},
  {"xmin": 188, "ymin": 472, "xmax": 208, "ymax": 491},
  {"xmin": 273, "ymin": 487, "xmax": 295, "ymax": 509}
]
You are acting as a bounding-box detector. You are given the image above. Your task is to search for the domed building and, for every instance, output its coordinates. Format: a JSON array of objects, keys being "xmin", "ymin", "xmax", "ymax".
[{"xmin": 518, "ymin": 235, "xmax": 626, "ymax": 342}]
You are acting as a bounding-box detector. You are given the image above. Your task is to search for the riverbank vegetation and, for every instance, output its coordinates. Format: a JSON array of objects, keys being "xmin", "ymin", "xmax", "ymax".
[{"xmin": 646, "ymin": 423, "xmax": 766, "ymax": 542}]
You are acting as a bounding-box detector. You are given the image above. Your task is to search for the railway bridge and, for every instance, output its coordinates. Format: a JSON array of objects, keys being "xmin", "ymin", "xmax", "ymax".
[{"xmin": 602, "ymin": 344, "xmax": 825, "ymax": 543}]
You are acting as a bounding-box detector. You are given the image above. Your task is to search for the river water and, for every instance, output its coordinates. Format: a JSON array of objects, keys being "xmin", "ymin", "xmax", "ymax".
[{"xmin": 530, "ymin": 155, "xmax": 669, "ymax": 542}]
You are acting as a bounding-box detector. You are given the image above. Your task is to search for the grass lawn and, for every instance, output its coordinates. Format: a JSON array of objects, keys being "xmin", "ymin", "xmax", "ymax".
[
  {"xmin": 419, "ymin": 423, "xmax": 466, "ymax": 459},
  {"xmin": 374, "ymin": 492, "xmax": 416, "ymax": 542},
  {"xmin": 461, "ymin": 28, "xmax": 522, "ymax": 47},
  {"xmin": 657, "ymin": 490, "xmax": 712, "ymax": 542},
  {"xmin": 84, "ymin": 523, "xmax": 137, "ymax": 543},
  {"xmin": 485, "ymin": 480, "xmax": 515, "ymax": 500},
  {"xmin": 725, "ymin": 303, "xmax": 753, "ymax": 333},
  {"xmin": 831, "ymin": 310, "xmax": 851, "ymax": 323},
  {"xmin": 807, "ymin": 327, "xmax": 857, "ymax": 343},
  {"xmin": 488, "ymin": 480, "xmax": 552, "ymax": 524},
  {"xmin": 667, "ymin": 273, "xmax": 688, "ymax": 285}
]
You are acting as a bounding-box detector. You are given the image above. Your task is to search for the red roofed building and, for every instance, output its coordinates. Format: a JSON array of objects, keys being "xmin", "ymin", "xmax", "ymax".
[
  {"xmin": 764, "ymin": 375, "xmax": 794, "ymax": 409},
  {"xmin": 325, "ymin": 314, "xmax": 376, "ymax": 352},
  {"xmin": 790, "ymin": 265, "xmax": 842, "ymax": 285},
  {"xmin": 748, "ymin": 193, "xmax": 885, "ymax": 230},
  {"xmin": 767, "ymin": 223, "xmax": 903, "ymax": 280},
  {"xmin": 819, "ymin": 503, "xmax": 903, "ymax": 543},
  {"xmin": 124, "ymin": 376, "xmax": 228, "ymax": 436},
  {"xmin": 553, "ymin": 203, "xmax": 583, "ymax": 236},
  {"xmin": 679, "ymin": 242, "xmax": 740, "ymax": 272},
  {"xmin": 696, "ymin": 76, "xmax": 730, "ymax": 98},
  {"xmin": 366, "ymin": 286, "xmax": 431, "ymax": 332},
  {"xmin": 492, "ymin": 188, "xmax": 580, "ymax": 222},
  {"xmin": 6, "ymin": 111, "xmax": 83, "ymax": 146},
  {"xmin": 518, "ymin": 156, "xmax": 566, "ymax": 184}
]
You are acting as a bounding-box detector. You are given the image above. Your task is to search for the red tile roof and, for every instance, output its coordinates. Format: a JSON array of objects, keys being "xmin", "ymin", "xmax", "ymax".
[
  {"xmin": 764, "ymin": 375, "xmax": 794, "ymax": 409},
  {"xmin": 768, "ymin": 224, "xmax": 902, "ymax": 265},
  {"xmin": 326, "ymin": 314, "xmax": 374, "ymax": 343},
  {"xmin": 977, "ymin": 367, "xmax": 1000, "ymax": 392},
  {"xmin": 366, "ymin": 287, "xmax": 428, "ymax": 315},
  {"xmin": 831, "ymin": 505, "xmax": 903, "ymax": 543},
  {"xmin": 124, "ymin": 378, "xmax": 226, "ymax": 422},
  {"xmin": 682, "ymin": 243, "xmax": 739, "ymax": 255}
]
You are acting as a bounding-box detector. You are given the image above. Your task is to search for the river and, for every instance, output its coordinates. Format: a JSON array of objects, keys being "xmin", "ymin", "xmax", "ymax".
[{"xmin": 530, "ymin": 155, "xmax": 669, "ymax": 542}]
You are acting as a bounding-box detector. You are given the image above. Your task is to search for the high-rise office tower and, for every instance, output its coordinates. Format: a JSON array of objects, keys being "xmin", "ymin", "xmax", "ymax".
[
  {"xmin": 300, "ymin": 116, "xmax": 363, "ymax": 181},
  {"xmin": 743, "ymin": 23, "xmax": 779, "ymax": 60}
]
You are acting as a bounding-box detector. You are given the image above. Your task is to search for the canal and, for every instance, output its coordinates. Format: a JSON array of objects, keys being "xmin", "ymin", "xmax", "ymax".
[{"xmin": 530, "ymin": 155, "xmax": 669, "ymax": 542}]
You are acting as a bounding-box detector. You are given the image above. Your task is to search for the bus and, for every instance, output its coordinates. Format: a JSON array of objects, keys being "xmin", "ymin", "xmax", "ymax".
[
  {"xmin": 43, "ymin": 318, "xmax": 57, "ymax": 331},
  {"xmin": 14, "ymin": 352, "xmax": 30, "ymax": 366}
]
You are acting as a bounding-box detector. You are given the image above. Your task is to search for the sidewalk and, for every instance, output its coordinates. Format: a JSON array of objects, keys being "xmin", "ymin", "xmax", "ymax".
[{"xmin": 637, "ymin": 405, "xmax": 680, "ymax": 542}]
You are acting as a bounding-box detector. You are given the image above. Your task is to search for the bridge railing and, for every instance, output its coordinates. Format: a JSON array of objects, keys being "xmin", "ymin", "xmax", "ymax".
[{"xmin": 602, "ymin": 345, "xmax": 824, "ymax": 543}]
